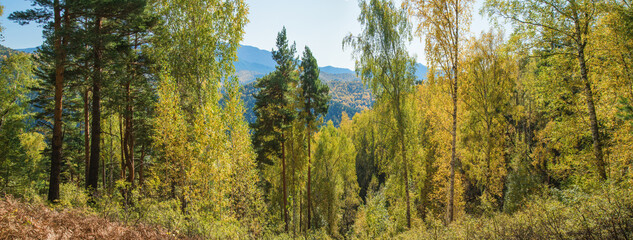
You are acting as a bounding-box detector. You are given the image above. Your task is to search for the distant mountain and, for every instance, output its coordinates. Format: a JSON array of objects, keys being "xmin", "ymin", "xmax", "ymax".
[
  {"xmin": 237, "ymin": 45, "xmax": 277, "ymax": 69},
  {"xmin": 16, "ymin": 47, "xmax": 38, "ymax": 54},
  {"xmin": 320, "ymin": 66, "xmax": 355, "ymax": 75},
  {"xmin": 320, "ymin": 72, "xmax": 359, "ymax": 83},
  {"xmin": 235, "ymin": 44, "xmax": 428, "ymax": 83},
  {"xmin": 235, "ymin": 45, "xmax": 363, "ymax": 84},
  {"xmin": 415, "ymin": 63, "xmax": 428, "ymax": 81},
  {"xmin": 235, "ymin": 44, "xmax": 432, "ymax": 125}
]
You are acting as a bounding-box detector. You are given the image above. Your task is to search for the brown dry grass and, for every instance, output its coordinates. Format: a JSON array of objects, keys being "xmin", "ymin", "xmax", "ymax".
[{"xmin": 0, "ymin": 196, "xmax": 185, "ymax": 240}]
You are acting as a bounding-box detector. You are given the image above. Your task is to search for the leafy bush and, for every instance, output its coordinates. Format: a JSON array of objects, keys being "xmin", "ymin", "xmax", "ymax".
[
  {"xmin": 57, "ymin": 183, "xmax": 89, "ymax": 209},
  {"xmin": 397, "ymin": 185, "xmax": 633, "ymax": 239},
  {"xmin": 350, "ymin": 186, "xmax": 394, "ymax": 239}
]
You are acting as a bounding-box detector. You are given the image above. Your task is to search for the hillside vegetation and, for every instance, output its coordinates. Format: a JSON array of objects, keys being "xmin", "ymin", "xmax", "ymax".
[
  {"xmin": 2, "ymin": 0, "xmax": 633, "ymax": 239},
  {"xmin": 0, "ymin": 195, "xmax": 179, "ymax": 239},
  {"xmin": 242, "ymin": 80, "xmax": 372, "ymax": 126}
]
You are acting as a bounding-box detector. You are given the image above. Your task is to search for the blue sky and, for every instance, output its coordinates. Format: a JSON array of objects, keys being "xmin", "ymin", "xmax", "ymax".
[{"xmin": 1, "ymin": 0, "xmax": 499, "ymax": 69}]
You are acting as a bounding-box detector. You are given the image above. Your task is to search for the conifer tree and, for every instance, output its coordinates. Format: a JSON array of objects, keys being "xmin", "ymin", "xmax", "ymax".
[
  {"xmin": 252, "ymin": 27, "xmax": 298, "ymax": 232},
  {"xmin": 10, "ymin": 0, "xmax": 72, "ymax": 202},
  {"xmin": 299, "ymin": 46, "xmax": 330, "ymax": 229},
  {"xmin": 84, "ymin": 0, "xmax": 148, "ymax": 194}
]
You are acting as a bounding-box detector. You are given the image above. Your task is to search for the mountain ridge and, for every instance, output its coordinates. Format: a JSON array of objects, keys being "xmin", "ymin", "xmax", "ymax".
[{"xmin": 235, "ymin": 44, "xmax": 428, "ymax": 84}]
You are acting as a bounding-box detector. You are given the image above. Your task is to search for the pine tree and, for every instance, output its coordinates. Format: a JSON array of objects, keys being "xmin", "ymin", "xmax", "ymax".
[
  {"xmin": 83, "ymin": 0, "xmax": 148, "ymax": 195},
  {"xmin": 299, "ymin": 46, "xmax": 330, "ymax": 230},
  {"xmin": 252, "ymin": 27, "xmax": 298, "ymax": 232},
  {"xmin": 10, "ymin": 0, "xmax": 72, "ymax": 202}
]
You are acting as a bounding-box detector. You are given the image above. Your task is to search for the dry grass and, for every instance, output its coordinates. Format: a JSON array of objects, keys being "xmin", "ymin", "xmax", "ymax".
[{"xmin": 0, "ymin": 196, "xmax": 185, "ymax": 240}]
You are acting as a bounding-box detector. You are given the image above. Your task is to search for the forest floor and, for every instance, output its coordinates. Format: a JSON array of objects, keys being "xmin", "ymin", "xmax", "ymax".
[{"xmin": 0, "ymin": 196, "xmax": 183, "ymax": 240}]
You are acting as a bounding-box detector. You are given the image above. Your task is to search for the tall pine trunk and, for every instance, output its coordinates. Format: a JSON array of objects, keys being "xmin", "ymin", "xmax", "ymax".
[
  {"xmin": 124, "ymin": 81, "xmax": 135, "ymax": 186},
  {"xmin": 49, "ymin": 0, "xmax": 65, "ymax": 202},
  {"xmin": 120, "ymin": 113, "xmax": 125, "ymax": 180},
  {"xmin": 84, "ymin": 88, "xmax": 90, "ymax": 185},
  {"xmin": 87, "ymin": 15, "xmax": 102, "ymax": 193}
]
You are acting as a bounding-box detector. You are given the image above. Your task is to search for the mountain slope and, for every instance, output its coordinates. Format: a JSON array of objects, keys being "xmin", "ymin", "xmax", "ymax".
[
  {"xmin": 241, "ymin": 80, "xmax": 372, "ymax": 127},
  {"xmin": 415, "ymin": 63, "xmax": 428, "ymax": 81},
  {"xmin": 15, "ymin": 47, "xmax": 38, "ymax": 54},
  {"xmin": 0, "ymin": 44, "xmax": 22, "ymax": 58},
  {"xmin": 236, "ymin": 44, "xmax": 432, "ymax": 126}
]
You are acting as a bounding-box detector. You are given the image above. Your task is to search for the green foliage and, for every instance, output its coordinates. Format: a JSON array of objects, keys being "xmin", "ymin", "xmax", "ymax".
[
  {"xmin": 251, "ymin": 27, "xmax": 301, "ymax": 232},
  {"xmin": 0, "ymin": 53, "xmax": 46, "ymax": 197},
  {"xmin": 0, "ymin": 44, "xmax": 20, "ymax": 59},
  {"xmin": 300, "ymin": 46, "xmax": 330, "ymax": 127},
  {"xmin": 460, "ymin": 30, "xmax": 515, "ymax": 213},
  {"xmin": 57, "ymin": 183, "xmax": 90, "ymax": 210},
  {"xmin": 398, "ymin": 185, "xmax": 633, "ymax": 239},
  {"xmin": 344, "ymin": 0, "xmax": 417, "ymax": 227},
  {"xmin": 350, "ymin": 179, "xmax": 394, "ymax": 239},
  {"xmin": 618, "ymin": 97, "xmax": 633, "ymax": 123},
  {"xmin": 312, "ymin": 122, "xmax": 360, "ymax": 237}
]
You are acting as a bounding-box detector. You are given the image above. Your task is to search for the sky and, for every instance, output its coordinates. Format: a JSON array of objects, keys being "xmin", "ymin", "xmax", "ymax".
[{"xmin": 1, "ymin": 0, "xmax": 501, "ymax": 69}]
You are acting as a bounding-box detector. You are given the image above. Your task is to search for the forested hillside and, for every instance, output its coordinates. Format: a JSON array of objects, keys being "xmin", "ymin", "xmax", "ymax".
[
  {"xmin": 0, "ymin": 44, "xmax": 20, "ymax": 58},
  {"xmin": 1, "ymin": 0, "xmax": 633, "ymax": 239},
  {"xmin": 242, "ymin": 79, "xmax": 373, "ymax": 126},
  {"xmin": 237, "ymin": 44, "xmax": 423, "ymax": 126}
]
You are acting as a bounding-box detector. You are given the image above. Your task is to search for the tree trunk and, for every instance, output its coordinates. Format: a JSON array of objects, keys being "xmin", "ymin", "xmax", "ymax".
[
  {"xmin": 108, "ymin": 118, "xmax": 113, "ymax": 191},
  {"xmin": 577, "ymin": 45, "xmax": 606, "ymax": 180},
  {"xmin": 48, "ymin": 0, "xmax": 65, "ymax": 202},
  {"xmin": 397, "ymin": 102, "xmax": 411, "ymax": 228},
  {"xmin": 87, "ymin": 15, "xmax": 102, "ymax": 194},
  {"xmin": 102, "ymin": 133, "xmax": 106, "ymax": 190},
  {"xmin": 139, "ymin": 144, "xmax": 145, "ymax": 188},
  {"xmin": 447, "ymin": 69, "xmax": 458, "ymax": 224},
  {"xmin": 120, "ymin": 112, "xmax": 125, "ymax": 180},
  {"xmin": 84, "ymin": 88, "xmax": 90, "ymax": 185},
  {"xmin": 124, "ymin": 81, "xmax": 135, "ymax": 186},
  {"xmin": 403, "ymin": 133, "xmax": 411, "ymax": 229},
  {"xmin": 447, "ymin": 12, "xmax": 460, "ymax": 222},
  {"xmin": 282, "ymin": 132, "xmax": 289, "ymax": 232}
]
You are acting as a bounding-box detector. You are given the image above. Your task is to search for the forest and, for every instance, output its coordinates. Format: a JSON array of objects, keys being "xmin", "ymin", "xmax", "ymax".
[{"xmin": 1, "ymin": 0, "xmax": 633, "ymax": 239}]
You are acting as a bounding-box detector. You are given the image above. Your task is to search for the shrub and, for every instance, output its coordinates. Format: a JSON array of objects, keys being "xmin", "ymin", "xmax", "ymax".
[
  {"xmin": 397, "ymin": 185, "xmax": 633, "ymax": 239},
  {"xmin": 57, "ymin": 183, "xmax": 89, "ymax": 209}
]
